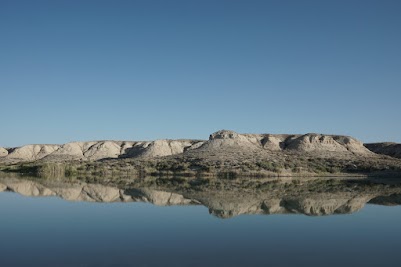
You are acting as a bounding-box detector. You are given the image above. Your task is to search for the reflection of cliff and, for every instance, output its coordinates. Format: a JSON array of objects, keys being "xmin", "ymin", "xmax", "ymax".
[
  {"xmin": 0, "ymin": 178, "xmax": 197, "ymax": 205},
  {"xmin": 369, "ymin": 194, "xmax": 401, "ymax": 206},
  {"xmin": 195, "ymin": 192, "xmax": 372, "ymax": 218},
  {"xmin": 1, "ymin": 177, "xmax": 401, "ymax": 218}
]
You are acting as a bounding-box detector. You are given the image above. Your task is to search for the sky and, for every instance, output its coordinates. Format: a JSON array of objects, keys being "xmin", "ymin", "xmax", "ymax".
[{"xmin": 1, "ymin": 0, "xmax": 401, "ymax": 147}]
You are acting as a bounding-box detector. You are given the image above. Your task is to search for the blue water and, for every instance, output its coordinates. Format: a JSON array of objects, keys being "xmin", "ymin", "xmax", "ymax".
[{"xmin": 1, "ymin": 192, "xmax": 401, "ymax": 267}]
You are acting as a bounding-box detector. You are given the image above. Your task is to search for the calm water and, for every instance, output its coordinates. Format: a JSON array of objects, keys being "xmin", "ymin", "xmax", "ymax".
[{"xmin": 1, "ymin": 176, "xmax": 401, "ymax": 267}]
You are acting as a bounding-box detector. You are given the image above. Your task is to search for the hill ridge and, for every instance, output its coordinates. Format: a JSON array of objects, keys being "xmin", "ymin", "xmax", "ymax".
[{"xmin": 0, "ymin": 130, "xmax": 379, "ymax": 164}]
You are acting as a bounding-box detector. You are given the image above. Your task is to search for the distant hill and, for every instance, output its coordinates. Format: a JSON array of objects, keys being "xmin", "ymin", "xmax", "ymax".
[
  {"xmin": 0, "ymin": 129, "xmax": 375, "ymax": 163},
  {"xmin": 1, "ymin": 130, "xmax": 401, "ymax": 177},
  {"xmin": 365, "ymin": 143, "xmax": 401, "ymax": 159}
]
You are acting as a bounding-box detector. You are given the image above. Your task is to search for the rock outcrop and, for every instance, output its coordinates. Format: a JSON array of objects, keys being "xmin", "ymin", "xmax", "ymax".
[
  {"xmin": 200, "ymin": 130, "xmax": 373, "ymax": 155},
  {"xmin": 203, "ymin": 130, "xmax": 373, "ymax": 155},
  {"xmin": 123, "ymin": 140, "xmax": 197, "ymax": 158},
  {"xmin": 284, "ymin": 134, "xmax": 371, "ymax": 154},
  {"xmin": 0, "ymin": 130, "xmax": 385, "ymax": 164},
  {"xmin": 44, "ymin": 141, "xmax": 124, "ymax": 161},
  {"xmin": 365, "ymin": 143, "xmax": 401, "ymax": 159},
  {"xmin": 6, "ymin": 144, "xmax": 60, "ymax": 161},
  {"xmin": 0, "ymin": 140, "xmax": 202, "ymax": 163},
  {"xmin": 200, "ymin": 130, "xmax": 263, "ymax": 150},
  {"xmin": 0, "ymin": 147, "xmax": 8, "ymax": 157}
]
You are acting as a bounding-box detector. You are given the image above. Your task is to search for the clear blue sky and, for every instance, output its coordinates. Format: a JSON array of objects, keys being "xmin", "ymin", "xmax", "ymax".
[{"xmin": 1, "ymin": 0, "xmax": 400, "ymax": 147}]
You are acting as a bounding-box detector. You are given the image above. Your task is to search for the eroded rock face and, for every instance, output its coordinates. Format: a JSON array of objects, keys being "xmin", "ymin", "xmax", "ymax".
[
  {"xmin": 285, "ymin": 134, "xmax": 372, "ymax": 155},
  {"xmin": 0, "ymin": 147, "xmax": 8, "ymax": 157},
  {"xmin": 0, "ymin": 130, "xmax": 380, "ymax": 164},
  {"xmin": 44, "ymin": 142, "xmax": 87, "ymax": 161},
  {"xmin": 6, "ymin": 145, "xmax": 60, "ymax": 161},
  {"xmin": 261, "ymin": 135, "xmax": 286, "ymax": 151},
  {"xmin": 209, "ymin": 130, "xmax": 241, "ymax": 140},
  {"xmin": 202, "ymin": 130, "xmax": 263, "ymax": 150},
  {"xmin": 286, "ymin": 134, "xmax": 348, "ymax": 152},
  {"xmin": 134, "ymin": 140, "xmax": 195, "ymax": 158},
  {"xmin": 2, "ymin": 140, "xmax": 200, "ymax": 163},
  {"xmin": 83, "ymin": 141, "xmax": 122, "ymax": 160},
  {"xmin": 333, "ymin": 136, "xmax": 373, "ymax": 154},
  {"xmin": 121, "ymin": 140, "xmax": 200, "ymax": 158},
  {"xmin": 205, "ymin": 130, "xmax": 372, "ymax": 155}
]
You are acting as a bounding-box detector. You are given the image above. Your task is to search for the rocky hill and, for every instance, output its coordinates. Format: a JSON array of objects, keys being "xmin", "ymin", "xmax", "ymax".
[
  {"xmin": 1, "ymin": 130, "xmax": 400, "ymax": 176},
  {"xmin": 0, "ymin": 139, "xmax": 203, "ymax": 163},
  {"xmin": 0, "ymin": 130, "xmax": 375, "ymax": 163},
  {"xmin": 365, "ymin": 142, "xmax": 401, "ymax": 159}
]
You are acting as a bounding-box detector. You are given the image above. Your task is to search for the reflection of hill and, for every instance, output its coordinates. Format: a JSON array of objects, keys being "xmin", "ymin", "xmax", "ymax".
[
  {"xmin": 196, "ymin": 192, "xmax": 372, "ymax": 218},
  {"xmin": 0, "ymin": 178, "xmax": 197, "ymax": 205},
  {"xmin": 369, "ymin": 194, "xmax": 401, "ymax": 206},
  {"xmin": 1, "ymin": 176, "xmax": 401, "ymax": 218}
]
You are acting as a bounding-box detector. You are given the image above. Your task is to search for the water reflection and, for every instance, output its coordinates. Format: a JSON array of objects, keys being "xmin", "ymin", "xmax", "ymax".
[{"xmin": 1, "ymin": 174, "xmax": 401, "ymax": 218}]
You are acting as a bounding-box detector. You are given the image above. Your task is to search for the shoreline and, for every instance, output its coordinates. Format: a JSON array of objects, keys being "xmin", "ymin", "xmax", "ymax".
[{"xmin": 1, "ymin": 162, "xmax": 400, "ymax": 180}]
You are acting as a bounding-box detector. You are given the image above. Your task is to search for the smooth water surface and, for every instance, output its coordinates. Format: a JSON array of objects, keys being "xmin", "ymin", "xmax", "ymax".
[{"xmin": 1, "ymin": 191, "xmax": 401, "ymax": 267}]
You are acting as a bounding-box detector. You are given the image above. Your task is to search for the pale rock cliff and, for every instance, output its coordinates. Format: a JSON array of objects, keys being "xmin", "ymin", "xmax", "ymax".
[
  {"xmin": 0, "ymin": 130, "xmax": 381, "ymax": 164},
  {"xmin": 0, "ymin": 147, "xmax": 8, "ymax": 157},
  {"xmin": 285, "ymin": 134, "xmax": 373, "ymax": 154},
  {"xmin": 203, "ymin": 130, "xmax": 263, "ymax": 150},
  {"xmin": 6, "ymin": 144, "xmax": 60, "ymax": 161}
]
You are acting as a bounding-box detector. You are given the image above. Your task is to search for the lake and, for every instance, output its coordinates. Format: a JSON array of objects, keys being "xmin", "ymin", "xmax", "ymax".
[{"xmin": 1, "ymin": 175, "xmax": 401, "ymax": 267}]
